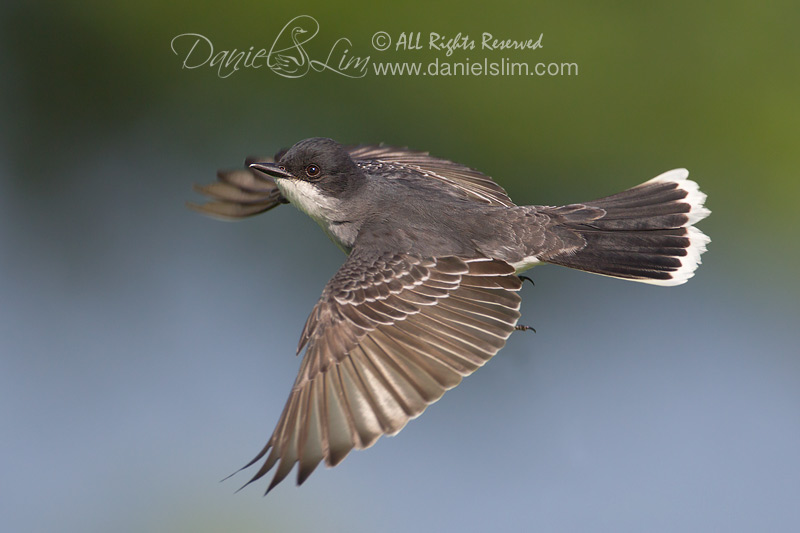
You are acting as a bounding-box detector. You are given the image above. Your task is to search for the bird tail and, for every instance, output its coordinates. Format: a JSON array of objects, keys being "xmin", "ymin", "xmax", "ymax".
[{"xmin": 542, "ymin": 169, "xmax": 710, "ymax": 286}]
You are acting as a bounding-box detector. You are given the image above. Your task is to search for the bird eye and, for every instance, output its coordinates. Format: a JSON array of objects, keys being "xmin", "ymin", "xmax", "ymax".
[{"xmin": 305, "ymin": 164, "xmax": 321, "ymax": 178}]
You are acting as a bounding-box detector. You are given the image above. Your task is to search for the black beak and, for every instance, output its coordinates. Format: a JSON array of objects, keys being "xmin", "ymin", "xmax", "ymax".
[{"xmin": 249, "ymin": 162, "xmax": 295, "ymax": 179}]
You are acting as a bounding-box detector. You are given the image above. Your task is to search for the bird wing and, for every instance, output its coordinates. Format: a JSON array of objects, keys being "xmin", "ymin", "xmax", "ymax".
[
  {"xmin": 188, "ymin": 155, "xmax": 288, "ymax": 219},
  {"xmin": 242, "ymin": 248, "xmax": 523, "ymax": 492},
  {"xmin": 348, "ymin": 145, "xmax": 516, "ymax": 207}
]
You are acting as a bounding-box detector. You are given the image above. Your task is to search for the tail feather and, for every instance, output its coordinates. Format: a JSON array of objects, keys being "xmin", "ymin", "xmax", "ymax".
[{"xmin": 545, "ymin": 169, "xmax": 710, "ymax": 286}]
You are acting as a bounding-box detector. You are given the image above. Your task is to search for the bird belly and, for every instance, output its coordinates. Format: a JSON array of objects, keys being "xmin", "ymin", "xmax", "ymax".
[{"xmin": 510, "ymin": 256, "xmax": 543, "ymax": 274}]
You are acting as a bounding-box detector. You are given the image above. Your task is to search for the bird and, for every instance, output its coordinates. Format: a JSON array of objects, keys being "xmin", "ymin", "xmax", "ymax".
[{"xmin": 190, "ymin": 137, "xmax": 710, "ymax": 493}]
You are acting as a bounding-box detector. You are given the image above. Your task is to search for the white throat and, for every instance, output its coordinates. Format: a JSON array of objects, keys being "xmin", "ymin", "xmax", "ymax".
[
  {"xmin": 276, "ymin": 178, "xmax": 357, "ymax": 252},
  {"xmin": 276, "ymin": 178, "xmax": 340, "ymax": 223}
]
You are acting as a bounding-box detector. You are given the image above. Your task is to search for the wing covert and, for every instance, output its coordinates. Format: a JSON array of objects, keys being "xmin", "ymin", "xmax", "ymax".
[{"xmin": 348, "ymin": 144, "xmax": 515, "ymax": 207}]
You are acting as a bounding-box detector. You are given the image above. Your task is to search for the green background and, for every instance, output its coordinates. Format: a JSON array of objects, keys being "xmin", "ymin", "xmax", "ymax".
[{"xmin": 2, "ymin": 2, "xmax": 798, "ymax": 532}]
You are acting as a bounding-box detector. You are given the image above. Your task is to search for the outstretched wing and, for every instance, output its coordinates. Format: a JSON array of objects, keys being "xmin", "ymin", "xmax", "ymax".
[
  {"xmin": 191, "ymin": 144, "xmax": 513, "ymax": 218},
  {"xmin": 189, "ymin": 155, "xmax": 288, "ymax": 220},
  {"xmin": 243, "ymin": 250, "xmax": 523, "ymax": 492},
  {"xmin": 348, "ymin": 145, "xmax": 516, "ymax": 207}
]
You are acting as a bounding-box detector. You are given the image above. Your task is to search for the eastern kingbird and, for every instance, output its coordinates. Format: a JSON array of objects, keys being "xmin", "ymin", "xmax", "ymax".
[{"xmin": 191, "ymin": 137, "xmax": 710, "ymax": 493}]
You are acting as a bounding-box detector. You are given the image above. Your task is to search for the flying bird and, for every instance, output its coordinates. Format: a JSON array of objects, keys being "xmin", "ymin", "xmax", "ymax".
[{"xmin": 190, "ymin": 137, "xmax": 710, "ymax": 492}]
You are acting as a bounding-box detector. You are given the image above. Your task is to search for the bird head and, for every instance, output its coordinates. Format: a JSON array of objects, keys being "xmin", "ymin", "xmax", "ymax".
[{"xmin": 249, "ymin": 137, "xmax": 366, "ymax": 224}]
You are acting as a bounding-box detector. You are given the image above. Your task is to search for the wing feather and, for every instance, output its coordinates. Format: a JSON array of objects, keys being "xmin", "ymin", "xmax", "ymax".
[
  {"xmin": 242, "ymin": 253, "xmax": 522, "ymax": 492},
  {"xmin": 348, "ymin": 145, "xmax": 515, "ymax": 207},
  {"xmin": 189, "ymin": 155, "xmax": 288, "ymax": 220}
]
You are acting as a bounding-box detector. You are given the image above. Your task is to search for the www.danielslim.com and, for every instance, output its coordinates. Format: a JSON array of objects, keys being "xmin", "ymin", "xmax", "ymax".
[{"xmin": 372, "ymin": 58, "xmax": 578, "ymax": 77}]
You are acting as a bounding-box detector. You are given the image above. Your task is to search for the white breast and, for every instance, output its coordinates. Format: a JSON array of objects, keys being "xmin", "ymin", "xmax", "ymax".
[{"xmin": 276, "ymin": 178, "xmax": 355, "ymax": 252}]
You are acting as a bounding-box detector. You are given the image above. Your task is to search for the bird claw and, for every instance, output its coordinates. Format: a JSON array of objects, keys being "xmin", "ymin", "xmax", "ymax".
[{"xmin": 515, "ymin": 324, "xmax": 536, "ymax": 333}]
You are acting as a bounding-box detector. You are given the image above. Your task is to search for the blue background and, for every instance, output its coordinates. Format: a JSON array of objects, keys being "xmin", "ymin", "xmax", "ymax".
[{"xmin": 2, "ymin": 2, "xmax": 798, "ymax": 532}]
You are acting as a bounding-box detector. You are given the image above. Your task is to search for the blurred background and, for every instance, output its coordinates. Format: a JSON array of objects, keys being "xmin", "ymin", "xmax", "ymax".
[{"xmin": 2, "ymin": 2, "xmax": 798, "ymax": 532}]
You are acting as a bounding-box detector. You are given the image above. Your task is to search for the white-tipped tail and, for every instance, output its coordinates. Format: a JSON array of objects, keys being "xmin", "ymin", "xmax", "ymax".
[
  {"xmin": 644, "ymin": 168, "xmax": 711, "ymax": 227},
  {"xmin": 544, "ymin": 168, "xmax": 711, "ymax": 286},
  {"xmin": 639, "ymin": 169, "xmax": 710, "ymax": 286}
]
